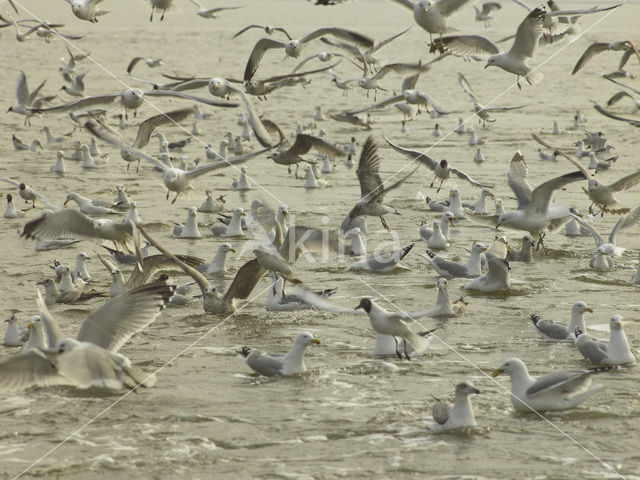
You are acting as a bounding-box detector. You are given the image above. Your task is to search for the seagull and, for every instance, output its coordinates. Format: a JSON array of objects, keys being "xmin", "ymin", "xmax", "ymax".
[
  {"xmin": 430, "ymin": 7, "xmax": 547, "ymax": 89},
  {"xmin": 592, "ymin": 102, "xmax": 640, "ymax": 128},
  {"xmin": 21, "ymin": 209, "xmax": 134, "ymax": 251},
  {"xmin": 233, "ymin": 24, "xmax": 292, "ymax": 40},
  {"xmin": 292, "ymin": 51, "xmax": 361, "ymax": 73},
  {"xmin": 462, "ymin": 188, "xmax": 494, "ymax": 214},
  {"xmin": 491, "ymin": 357, "xmax": 614, "ymax": 412},
  {"xmin": 546, "ymin": 146, "xmax": 640, "ymax": 214},
  {"xmin": 419, "ymin": 211, "xmax": 455, "ymax": 247},
  {"xmin": 3, "ymin": 194, "xmax": 24, "ymax": 219},
  {"xmin": 328, "ymin": 70, "xmax": 356, "ymax": 95},
  {"xmin": 464, "ymin": 256, "xmax": 510, "ymax": 292},
  {"xmin": 345, "ymin": 244, "xmax": 414, "ymax": 272},
  {"xmin": 173, "ymin": 207, "xmax": 201, "ymax": 239},
  {"xmin": 126, "ymin": 56, "xmax": 164, "ymax": 74},
  {"xmin": 0, "ymin": 284, "xmax": 172, "ymax": 391},
  {"xmin": 238, "ymin": 332, "xmax": 321, "ymax": 376},
  {"xmin": 0, "ymin": 178, "xmax": 60, "ymax": 209},
  {"xmin": 7, "ymin": 71, "xmax": 46, "ymax": 125},
  {"xmin": 243, "ymin": 27, "xmax": 374, "ymax": 82},
  {"xmin": 575, "ymin": 315, "xmax": 635, "ymax": 365},
  {"xmin": 505, "ymin": 234, "xmax": 535, "ymax": 262},
  {"xmin": 195, "ymin": 243, "xmax": 235, "ymax": 275},
  {"xmin": 529, "ymin": 301, "xmax": 593, "ymax": 341},
  {"xmin": 85, "ymin": 121, "xmax": 263, "ymax": 204},
  {"xmin": 570, "ymin": 208, "xmax": 640, "ymax": 258},
  {"xmin": 64, "ymin": 0, "xmax": 110, "ymax": 23},
  {"xmin": 430, "ymin": 381, "xmax": 480, "ymax": 432},
  {"xmin": 572, "ymin": 40, "xmax": 640, "ymax": 75},
  {"xmin": 473, "ymin": 2, "xmax": 501, "ymax": 27},
  {"xmin": 495, "ymin": 151, "xmax": 585, "ymax": 241},
  {"xmin": 356, "ymin": 60, "xmax": 434, "ymax": 100},
  {"xmin": 389, "ymin": 0, "xmax": 472, "ymax": 44},
  {"xmin": 3, "ymin": 314, "xmax": 27, "ymax": 347},
  {"xmin": 423, "ymin": 241, "xmax": 487, "ymax": 278},
  {"xmin": 64, "ymin": 192, "xmax": 119, "ymax": 215},
  {"xmin": 12, "ymin": 134, "xmax": 42, "ymax": 152},
  {"xmin": 267, "ymin": 133, "xmax": 344, "ymax": 177},
  {"xmin": 188, "ymin": 1, "xmax": 243, "ymax": 19},
  {"xmin": 385, "ymin": 137, "xmax": 493, "ymax": 192},
  {"xmin": 346, "ymin": 136, "xmax": 418, "ymax": 231},
  {"xmin": 457, "ymin": 73, "xmax": 527, "ymax": 125},
  {"xmin": 606, "ymin": 90, "xmax": 640, "ymax": 111}
]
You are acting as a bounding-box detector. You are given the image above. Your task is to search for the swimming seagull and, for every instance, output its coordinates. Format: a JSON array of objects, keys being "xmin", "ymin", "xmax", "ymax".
[
  {"xmin": 233, "ymin": 24, "xmax": 292, "ymax": 40},
  {"xmin": 457, "ymin": 73, "xmax": 527, "ymax": 125},
  {"xmin": 385, "ymin": 137, "xmax": 492, "ymax": 192},
  {"xmin": 575, "ymin": 315, "xmax": 635, "ymax": 365},
  {"xmin": 430, "ymin": 381, "xmax": 480, "ymax": 432},
  {"xmin": 529, "ymin": 301, "xmax": 593, "ymax": 341},
  {"xmin": 506, "ymin": 235, "xmax": 535, "ymax": 262},
  {"xmin": 389, "ymin": 0, "xmax": 472, "ymax": 44},
  {"xmin": 188, "ymin": 1, "xmax": 243, "ymax": 19},
  {"xmin": 345, "ymin": 244, "xmax": 414, "ymax": 272},
  {"xmin": 243, "ymin": 28, "xmax": 374, "ymax": 82},
  {"xmin": 173, "ymin": 207, "xmax": 201, "ymax": 238},
  {"xmin": 423, "ymin": 241, "xmax": 487, "ymax": 278},
  {"xmin": 464, "ymin": 256, "xmax": 510, "ymax": 292},
  {"xmin": 346, "ymin": 136, "xmax": 419, "ymax": 231},
  {"xmin": 3, "ymin": 314, "xmax": 27, "ymax": 347},
  {"xmin": 430, "ymin": 7, "xmax": 547, "ymax": 89},
  {"xmin": 195, "ymin": 243, "xmax": 235, "ymax": 275},
  {"xmin": 491, "ymin": 357, "xmax": 614, "ymax": 412},
  {"xmin": 238, "ymin": 332, "xmax": 321, "ymax": 376}
]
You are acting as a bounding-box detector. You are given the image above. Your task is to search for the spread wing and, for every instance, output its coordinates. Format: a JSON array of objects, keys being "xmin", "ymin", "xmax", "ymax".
[
  {"xmin": 571, "ymin": 43, "xmax": 609, "ymax": 74},
  {"xmin": 609, "ymin": 170, "xmax": 640, "ymax": 193},
  {"xmin": 0, "ymin": 350, "xmax": 63, "ymax": 391},
  {"xmin": 356, "ymin": 136, "xmax": 384, "ymax": 199},
  {"xmin": 431, "ymin": 35, "xmax": 500, "ymax": 57},
  {"xmin": 21, "ymin": 209, "xmax": 97, "ymax": 240},
  {"xmin": 508, "ymin": 7, "xmax": 545, "ymax": 60},
  {"xmin": 301, "ymin": 27, "xmax": 374, "ymax": 47},
  {"xmin": 132, "ymin": 107, "xmax": 195, "ymax": 149},
  {"xmin": 384, "ymin": 136, "xmax": 438, "ymax": 170},
  {"xmin": 223, "ymin": 258, "xmax": 266, "ymax": 302},
  {"xmin": 593, "ymin": 103, "xmax": 640, "ymax": 127},
  {"xmin": 507, "ymin": 151, "xmax": 533, "ymax": 209},
  {"xmin": 436, "ymin": 0, "xmax": 472, "ymax": 18},
  {"xmin": 244, "ymin": 37, "xmax": 286, "ymax": 82}
]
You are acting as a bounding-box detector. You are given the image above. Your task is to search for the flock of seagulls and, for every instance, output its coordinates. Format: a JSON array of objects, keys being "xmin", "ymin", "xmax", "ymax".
[{"xmin": 1, "ymin": 2, "xmax": 639, "ymax": 473}]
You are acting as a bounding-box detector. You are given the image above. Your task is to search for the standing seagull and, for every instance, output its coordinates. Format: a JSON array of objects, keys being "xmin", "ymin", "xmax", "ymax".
[
  {"xmin": 346, "ymin": 136, "xmax": 419, "ymax": 231},
  {"xmin": 385, "ymin": 137, "xmax": 492, "ymax": 192}
]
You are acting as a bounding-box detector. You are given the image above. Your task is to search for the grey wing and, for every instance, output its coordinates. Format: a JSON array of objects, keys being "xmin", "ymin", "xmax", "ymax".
[
  {"xmin": 346, "ymin": 94, "xmax": 404, "ymax": 115},
  {"xmin": 31, "ymin": 94, "xmax": 120, "ymax": 113},
  {"xmin": 428, "ymin": 256, "xmax": 468, "ymax": 277},
  {"xmin": 571, "ymin": 43, "xmax": 609, "ymax": 74},
  {"xmin": 507, "ymin": 151, "xmax": 533, "ymax": 209},
  {"xmin": 244, "ymin": 37, "xmax": 286, "ymax": 82},
  {"xmin": 16, "ymin": 71, "xmax": 29, "ymax": 105},
  {"xmin": 26, "ymin": 79, "xmax": 47, "ymax": 106},
  {"xmin": 607, "ymin": 91, "xmax": 634, "ymax": 106},
  {"xmin": 415, "ymin": 92, "xmax": 450, "ymax": 114},
  {"xmin": 288, "ymin": 287, "xmax": 366, "ymax": 316},
  {"xmin": 279, "ymin": 226, "xmax": 342, "ymax": 261},
  {"xmin": 402, "ymin": 73, "xmax": 420, "ymax": 91},
  {"xmin": 385, "ymin": 136, "xmax": 438, "ymax": 170},
  {"xmin": 357, "ymin": 136, "xmax": 384, "ymax": 199},
  {"xmin": 292, "ymin": 53, "xmax": 320, "ymax": 72},
  {"xmin": 144, "ymin": 90, "xmax": 238, "ymax": 108},
  {"xmin": 577, "ymin": 338, "xmax": 609, "ymax": 363},
  {"xmin": 609, "ymin": 170, "xmax": 640, "ymax": 193},
  {"xmin": 373, "ymin": 27, "xmax": 412, "ymax": 53},
  {"xmin": 526, "ymin": 370, "xmax": 591, "ymax": 396},
  {"xmin": 126, "ymin": 254, "xmax": 204, "ymax": 289},
  {"xmin": 55, "ymin": 346, "xmax": 125, "ymax": 389},
  {"xmin": 301, "ymin": 28, "xmax": 374, "ymax": 47},
  {"xmin": 533, "ymin": 318, "xmax": 570, "ymax": 340},
  {"xmin": 388, "ymin": 0, "xmax": 415, "ymax": 11},
  {"xmin": 36, "ymin": 290, "xmax": 63, "ymax": 348},
  {"xmin": 223, "ymin": 258, "xmax": 266, "ymax": 303},
  {"xmin": 233, "ymin": 24, "xmax": 262, "ymax": 38},
  {"xmin": 482, "ymin": 2, "xmax": 501, "ymax": 14},
  {"xmin": 229, "ymin": 85, "xmax": 274, "ymax": 147},
  {"xmin": 601, "ymin": 75, "xmax": 640, "ymax": 95},
  {"xmin": 319, "ymin": 36, "xmax": 361, "ymax": 57},
  {"xmin": 133, "ymin": 107, "xmax": 195, "ymax": 148},
  {"xmin": 21, "ymin": 209, "xmax": 97, "ymax": 241},
  {"xmin": 436, "ymin": 0, "xmax": 472, "ymax": 18},
  {"xmin": 0, "ymin": 177, "xmax": 20, "ymax": 188},
  {"xmin": 458, "ymin": 73, "xmax": 483, "ymax": 106},
  {"xmin": 374, "ymin": 62, "xmax": 427, "ymax": 80},
  {"xmin": 246, "ymin": 350, "xmax": 284, "ymax": 376},
  {"xmin": 530, "ymin": 170, "xmax": 585, "ymax": 214},
  {"xmin": 274, "ymin": 27, "xmax": 292, "ymax": 40},
  {"xmin": 592, "ymin": 104, "xmax": 640, "ymax": 127},
  {"xmin": 609, "ymin": 206, "xmax": 640, "ymax": 243},
  {"xmin": 432, "ymin": 400, "xmax": 450, "ymax": 425},
  {"xmin": 433, "ymin": 35, "xmax": 499, "ymax": 57},
  {"xmin": 0, "ymin": 350, "xmax": 63, "ymax": 391},
  {"xmin": 569, "ymin": 214, "xmax": 603, "ymax": 248},
  {"xmin": 76, "ymin": 283, "xmax": 173, "ymax": 352},
  {"xmin": 126, "ymin": 57, "xmax": 143, "ymax": 74},
  {"xmin": 307, "ymin": 135, "xmax": 346, "ymax": 158},
  {"xmin": 508, "ymin": 7, "xmax": 545, "ymax": 60},
  {"xmin": 484, "ymin": 104, "xmax": 527, "ymax": 112},
  {"xmin": 450, "ymin": 166, "xmax": 493, "ymax": 189}
]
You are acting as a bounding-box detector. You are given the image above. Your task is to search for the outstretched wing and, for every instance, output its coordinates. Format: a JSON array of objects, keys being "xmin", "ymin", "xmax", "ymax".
[{"xmin": 508, "ymin": 7, "xmax": 545, "ymax": 60}]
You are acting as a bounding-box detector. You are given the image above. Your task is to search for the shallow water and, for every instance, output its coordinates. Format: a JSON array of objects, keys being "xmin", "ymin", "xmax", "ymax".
[{"xmin": 1, "ymin": 0, "xmax": 639, "ymax": 479}]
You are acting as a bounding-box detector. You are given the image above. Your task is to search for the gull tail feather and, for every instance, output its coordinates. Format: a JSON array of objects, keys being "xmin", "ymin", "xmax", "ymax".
[
  {"xmin": 525, "ymin": 71, "xmax": 544, "ymax": 86},
  {"xmin": 405, "ymin": 332, "xmax": 430, "ymax": 353}
]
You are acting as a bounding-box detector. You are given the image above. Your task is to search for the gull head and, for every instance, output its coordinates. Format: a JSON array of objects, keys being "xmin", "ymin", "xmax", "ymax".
[
  {"xmin": 77, "ymin": 251, "xmax": 90, "ymax": 261},
  {"xmin": 439, "ymin": 159, "xmax": 448, "ymax": 169},
  {"xmin": 491, "ymin": 357, "xmax": 526, "ymax": 378},
  {"xmin": 354, "ymin": 298, "xmax": 372, "ymax": 313},
  {"xmin": 587, "ymin": 178, "xmax": 601, "ymax": 191},
  {"xmin": 188, "ymin": 206, "xmax": 198, "ymax": 217},
  {"xmin": 285, "ymin": 40, "xmax": 302, "ymax": 57},
  {"xmin": 221, "ymin": 243, "xmax": 235, "ymax": 253},
  {"xmin": 295, "ymin": 331, "xmax": 321, "ymax": 346},
  {"xmin": 437, "ymin": 277, "xmax": 448, "ymax": 290},
  {"xmin": 417, "ymin": 0, "xmax": 432, "ymax": 11},
  {"xmin": 572, "ymin": 301, "xmax": 593, "ymax": 315},
  {"xmin": 611, "ymin": 315, "xmax": 623, "ymax": 330},
  {"xmin": 472, "ymin": 242, "xmax": 488, "ymax": 253},
  {"xmin": 444, "ymin": 211, "xmax": 455, "ymax": 226},
  {"xmin": 56, "ymin": 338, "xmax": 80, "ymax": 354},
  {"xmin": 456, "ymin": 381, "xmax": 480, "ymax": 396},
  {"xmin": 208, "ymin": 78, "xmax": 227, "ymax": 96},
  {"xmin": 485, "ymin": 55, "xmax": 499, "ymax": 69}
]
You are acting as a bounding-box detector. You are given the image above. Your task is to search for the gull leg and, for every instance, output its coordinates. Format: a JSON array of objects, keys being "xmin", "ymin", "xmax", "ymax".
[
  {"xmin": 171, "ymin": 192, "xmax": 180, "ymax": 204},
  {"xmin": 150, "ymin": 6, "xmax": 154, "ymax": 21},
  {"xmin": 165, "ymin": 190, "xmax": 170, "ymax": 201},
  {"xmin": 394, "ymin": 337, "xmax": 402, "ymax": 360},
  {"xmin": 429, "ymin": 173, "xmax": 437, "ymax": 188},
  {"xmin": 516, "ymin": 76, "xmax": 522, "ymax": 90},
  {"xmin": 136, "ymin": 159, "xmax": 141, "ymax": 174},
  {"xmin": 380, "ymin": 216, "xmax": 391, "ymax": 232},
  {"xmin": 404, "ymin": 341, "xmax": 411, "ymax": 361},
  {"xmin": 436, "ymin": 178, "xmax": 445, "ymax": 193},
  {"xmin": 536, "ymin": 232, "xmax": 546, "ymax": 250},
  {"xmin": 161, "ymin": 9, "xmax": 166, "ymax": 21}
]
